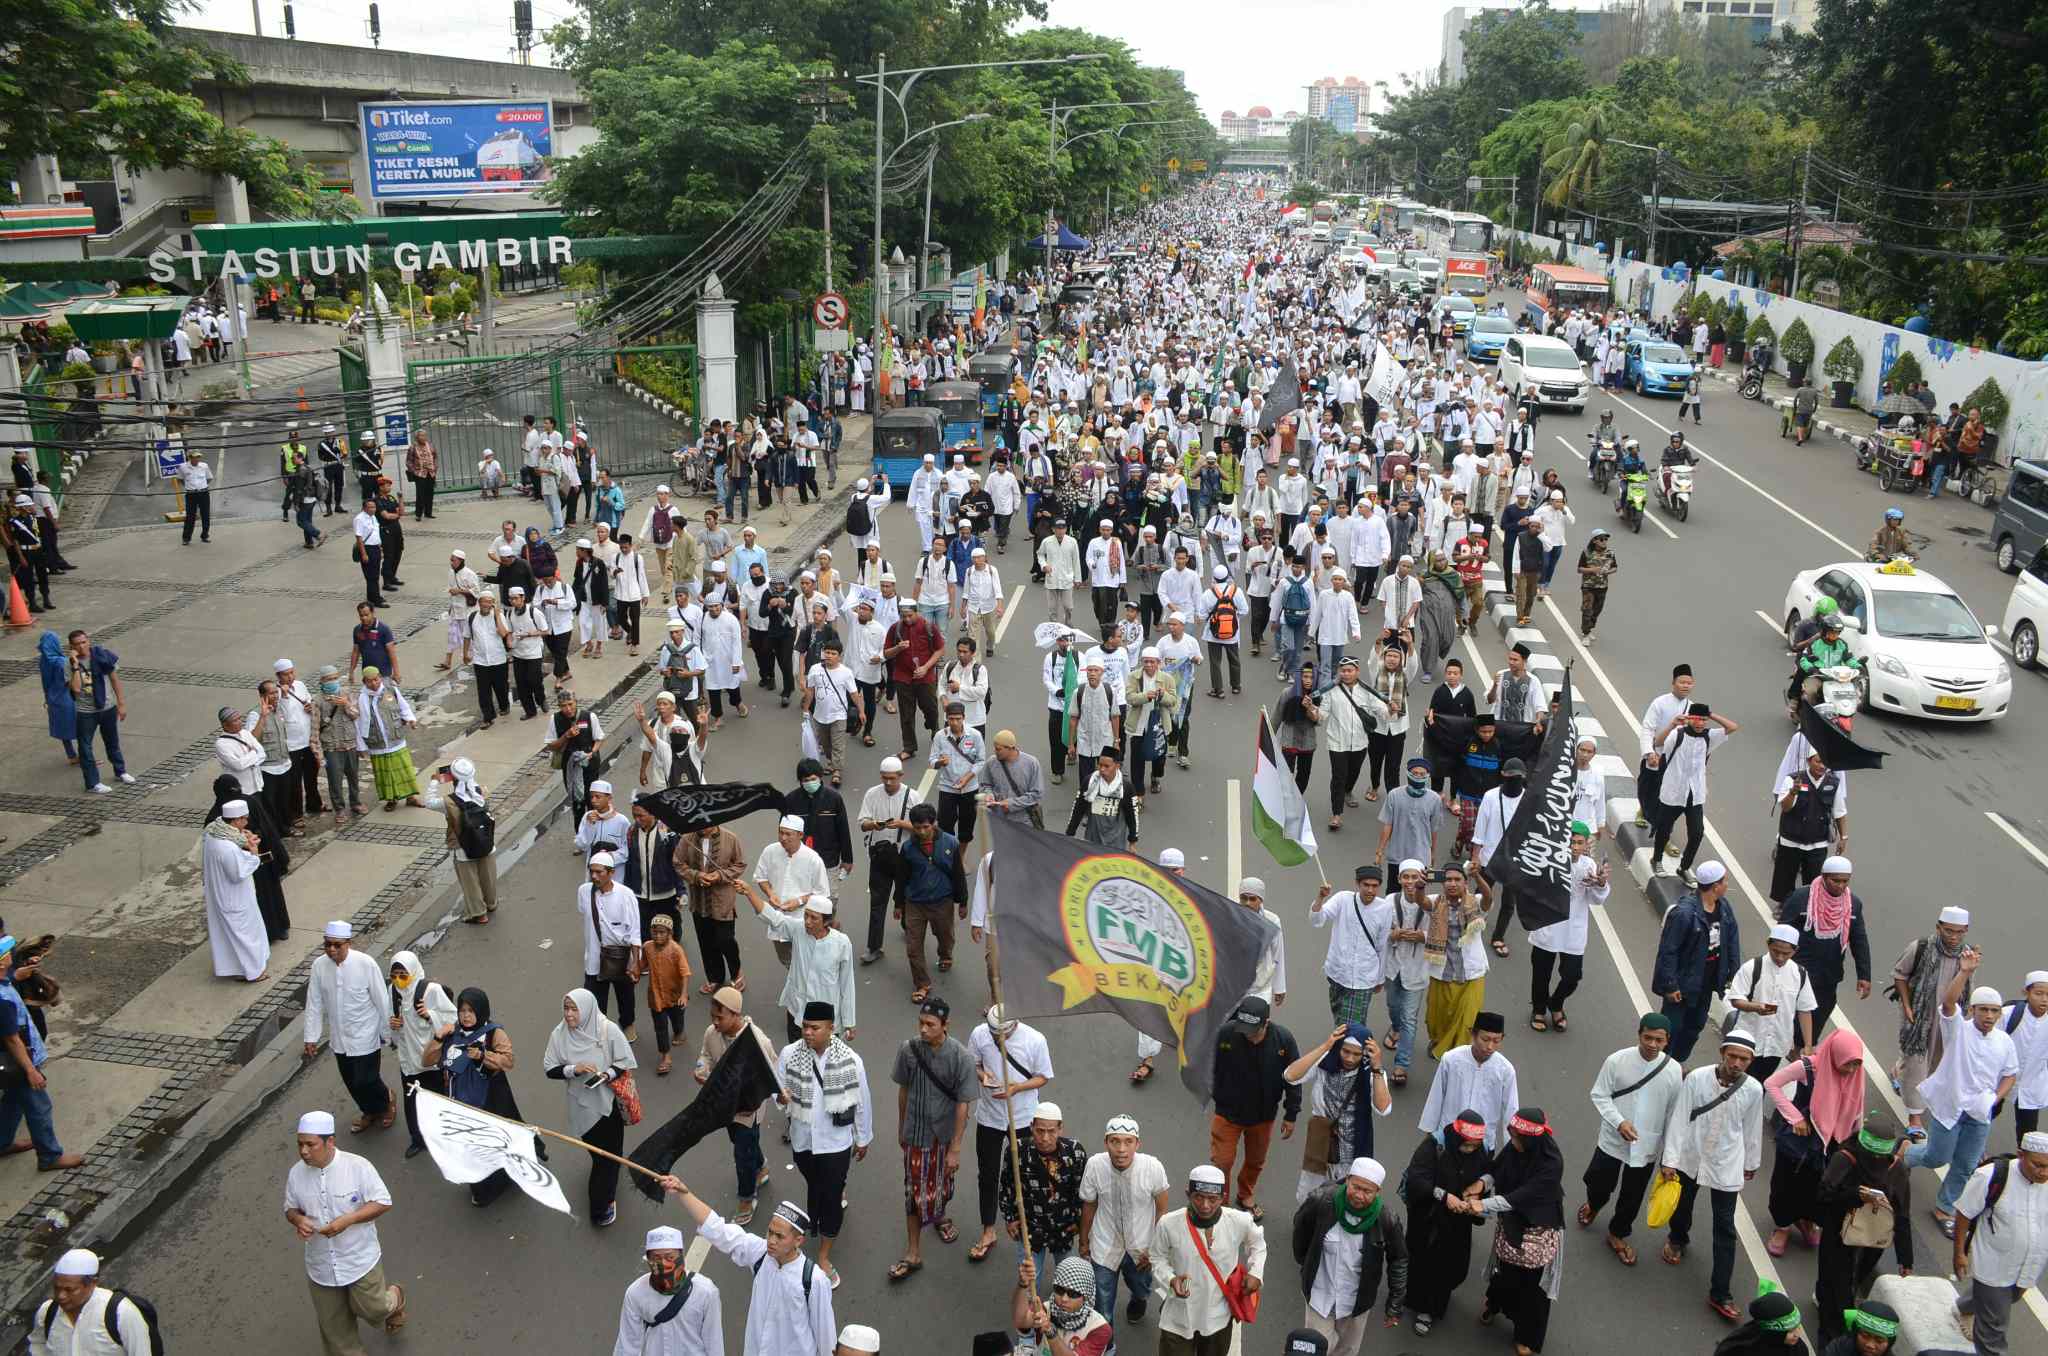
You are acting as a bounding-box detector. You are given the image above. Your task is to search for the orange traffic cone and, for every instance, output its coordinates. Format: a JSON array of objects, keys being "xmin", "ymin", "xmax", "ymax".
[
  {"xmin": 296, "ymin": 386, "xmax": 310, "ymax": 413},
  {"xmin": 5, "ymin": 577, "xmax": 31, "ymax": 628}
]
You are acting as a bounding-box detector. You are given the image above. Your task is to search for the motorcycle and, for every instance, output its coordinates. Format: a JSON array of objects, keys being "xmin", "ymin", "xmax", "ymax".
[
  {"xmin": 1787, "ymin": 662, "xmax": 1863, "ymax": 730},
  {"xmin": 1616, "ymin": 469, "xmax": 1649, "ymax": 533},
  {"xmin": 1655, "ymin": 462, "xmax": 1694, "ymax": 522},
  {"xmin": 1588, "ymin": 431, "xmax": 1619, "ymax": 492},
  {"xmin": 1738, "ymin": 341, "xmax": 1773, "ymax": 401}
]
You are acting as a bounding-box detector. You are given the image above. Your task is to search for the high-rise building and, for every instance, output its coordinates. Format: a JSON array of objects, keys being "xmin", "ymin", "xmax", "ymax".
[{"xmin": 1441, "ymin": 1, "xmax": 1813, "ymax": 83}]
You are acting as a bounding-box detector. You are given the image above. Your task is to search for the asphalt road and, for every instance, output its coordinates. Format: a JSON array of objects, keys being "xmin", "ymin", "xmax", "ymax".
[{"xmin": 101, "ymin": 346, "xmax": 2047, "ymax": 1355}]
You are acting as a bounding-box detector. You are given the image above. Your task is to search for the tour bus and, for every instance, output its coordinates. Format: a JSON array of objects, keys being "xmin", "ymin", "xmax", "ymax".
[
  {"xmin": 1419, "ymin": 209, "xmax": 1497, "ymax": 296},
  {"xmin": 1524, "ymin": 262, "xmax": 1611, "ymax": 331}
]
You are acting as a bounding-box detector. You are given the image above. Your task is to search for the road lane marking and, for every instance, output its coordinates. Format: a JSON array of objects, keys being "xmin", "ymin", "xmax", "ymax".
[
  {"xmin": 1613, "ymin": 396, "xmax": 1858, "ymax": 555},
  {"xmin": 992, "ymin": 585, "xmax": 1026, "ymax": 647},
  {"xmin": 1753, "ymin": 609, "xmax": 1782, "ymax": 635},
  {"xmin": 1226, "ymin": 778, "xmax": 1243, "ymax": 897},
  {"xmin": 1537, "ymin": 588, "xmax": 2048, "ymax": 1331},
  {"xmin": 1987, "ymin": 811, "xmax": 2048, "ymax": 872},
  {"xmin": 1551, "ymin": 435, "xmax": 1679, "ymax": 539}
]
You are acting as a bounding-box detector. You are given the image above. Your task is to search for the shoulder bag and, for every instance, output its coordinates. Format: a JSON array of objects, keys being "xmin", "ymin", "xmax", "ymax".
[{"xmin": 1186, "ymin": 1215, "xmax": 1261, "ymax": 1324}]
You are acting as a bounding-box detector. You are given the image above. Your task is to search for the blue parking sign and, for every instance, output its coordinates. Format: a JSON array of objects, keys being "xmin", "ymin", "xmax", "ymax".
[{"xmin": 383, "ymin": 413, "xmax": 409, "ymax": 450}]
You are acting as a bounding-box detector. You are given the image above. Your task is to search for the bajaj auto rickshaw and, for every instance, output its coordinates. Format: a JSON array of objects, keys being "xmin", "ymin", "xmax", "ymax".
[
  {"xmin": 968, "ymin": 352, "xmax": 1014, "ymax": 419},
  {"xmin": 872, "ymin": 406, "xmax": 943, "ymax": 493},
  {"xmin": 928, "ymin": 381, "xmax": 986, "ymax": 461}
]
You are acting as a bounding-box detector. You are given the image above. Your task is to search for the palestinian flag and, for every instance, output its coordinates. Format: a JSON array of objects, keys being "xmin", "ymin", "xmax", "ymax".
[{"xmin": 1252, "ymin": 709, "xmax": 1316, "ymax": 867}]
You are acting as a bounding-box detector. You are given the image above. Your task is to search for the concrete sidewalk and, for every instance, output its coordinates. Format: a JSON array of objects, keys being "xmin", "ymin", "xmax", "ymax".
[{"xmin": 0, "ymin": 422, "xmax": 866, "ymax": 1323}]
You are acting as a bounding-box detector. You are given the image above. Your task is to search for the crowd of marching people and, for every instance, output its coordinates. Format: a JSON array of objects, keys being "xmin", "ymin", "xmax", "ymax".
[{"xmin": 195, "ymin": 177, "xmax": 2048, "ymax": 1356}]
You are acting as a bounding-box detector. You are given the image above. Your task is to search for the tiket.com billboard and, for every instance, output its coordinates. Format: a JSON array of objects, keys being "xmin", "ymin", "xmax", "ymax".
[{"xmin": 360, "ymin": 101, "xmax": 556, "ymax": 201}]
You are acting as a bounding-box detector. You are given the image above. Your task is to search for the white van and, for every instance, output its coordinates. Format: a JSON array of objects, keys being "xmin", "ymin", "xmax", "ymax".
[
  {"xmin": 2001, "ymin": 544, "xmax": 2048, "ymax": 669},
  {"xmin": 1499, "ymin": 334, "xmax": 1590, "ymax": 413}
]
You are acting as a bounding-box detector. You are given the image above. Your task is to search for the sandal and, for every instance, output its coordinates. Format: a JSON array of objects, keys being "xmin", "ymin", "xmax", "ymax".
[
  {"xmin": 1130, "ymin": 1060, "xmax": 1156, "ymax": 1084},
  {"xmin": 863, "ymin": 735, "xmax": 877, "ymax": 747},
  {"xmin": 1529, "ymin": 1014, "xmax": 1548, "ymax": 1032},
  {"xmin": 699, "ymin": 982, "xmax": 719, "ymax": 995},
  {"xmin": 1607, "ymin": 1235, "xmax": 1637, "ymax": 1267},
  {"xmin": 968, "ymin": 1238, "xmax": 996, "ymax": 1263},
  {"xmin": 1576, "ymin": 1202, "xmax": 1596, "ymax": 1228},
  {"xmin": 656, "ymin": 1055, "xmax": 672, "ymax": 1076},
  {"xmin": 383, "ymin": 1284, "xmax": 408, "ymax": 1334},
  {"xmin": 910, "ymin": 988, "xmax": 930, "ymax": 1005},
  {"xmin": 1551, "ymin": 1012, "xmax": 1568, "ymax": 1031},
  {"xmin": 1935, "ymin": 1213, "xmax": 1956, "ymax": 1240},
  {"xmin": 1661, "ymin": 1242, "xmax": 1685, "ymax": 1266},
  {"xmin": 888, "ymin": 1259, "xmax": 923, "ymax": 1282},
  {"xmin": 1389, "ymin": 1068, "xmax": 1407, "ymax": 1087},
  {"xmin": 1364, "ymin": 789, "xmax": 1379, "ymax": 803},
  {"xmin": 1491, "ymin": 940, "xmax": 1511, "ymax": 958},
  {"xmin": 936, "ymin": 1219, "xmax": 959, "ymax": 1245}
]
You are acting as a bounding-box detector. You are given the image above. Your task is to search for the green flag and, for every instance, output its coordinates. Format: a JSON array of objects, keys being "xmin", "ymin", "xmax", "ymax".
[{"xmin": 1058, "ymin": 649, "xmax": 1079, "ymax": 748}]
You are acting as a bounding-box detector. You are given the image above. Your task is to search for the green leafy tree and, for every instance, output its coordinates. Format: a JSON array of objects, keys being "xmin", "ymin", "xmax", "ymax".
[
  {"xmin": 1961, "ymin": 377, "xmax": 2009, "ymax": 430},
  {"xmin": 6, "ymin": 0, "xmax": 347, "ymax": 218},
  {"xmin": 1822, "ymin": 334, "xmax": 1863, "ymax": 382},
  {"xmin": 1542, "ymin": 100, "xmax": 1619, "ymax": 214},
  {"xmin": 1780, "ymin": 317, "xmax": 1815, "ymax": 366},
  {"xmin": 1883, "ymin": 349, "xmax": 1924, "ymax": 392}
]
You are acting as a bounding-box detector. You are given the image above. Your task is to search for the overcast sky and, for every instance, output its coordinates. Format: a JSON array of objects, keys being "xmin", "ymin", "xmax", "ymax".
[{"xmin": 185, "ymin": 0, "xmax": 1468, "ymax": 116}]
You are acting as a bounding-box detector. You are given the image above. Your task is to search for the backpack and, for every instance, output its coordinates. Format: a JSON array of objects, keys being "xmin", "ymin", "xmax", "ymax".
[
  {"xmin": 1208, "ymin": 587, "xmax": 1238, "ymax": 642},
  {"xmin": 1964, "ymin": 1155, "xmax": 2019, "ymax": 1245},
  {"xmin": 1280, "ymin": 574, "xmax": 1312, "ymax": 629},
  {"xmin": 650, "ymin": 508, "xmax": 675, "ymax": 545},
  {"xmin": 42, "ymin": 1289, "xmax": 165, "ymax": 1356},
  {"xmin": 752, "ymin": 1254, "xmax": 815, "ymax": 1300},
  {"xmin": 846, "ymin": 495, "xmax": 872, "ymax": 537},
  {"xmin": 454, "ymin": 796, "xmax": 496, "ymax": 859}
]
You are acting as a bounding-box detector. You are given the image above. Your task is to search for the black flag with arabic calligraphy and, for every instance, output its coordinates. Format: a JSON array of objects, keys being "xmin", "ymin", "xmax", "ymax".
[
  {"xmin": 635, "ymin": 782, "xmax": 784, "ymax": 835},
  {"xmin": 1483, "ymin": 671, "xmax": 1577, "ymax": 932}
]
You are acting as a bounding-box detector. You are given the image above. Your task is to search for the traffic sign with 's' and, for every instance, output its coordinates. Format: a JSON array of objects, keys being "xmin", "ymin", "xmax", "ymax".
[{"xmin": 812, "ymin": 292, "xmax": 849, "ymax": 330}]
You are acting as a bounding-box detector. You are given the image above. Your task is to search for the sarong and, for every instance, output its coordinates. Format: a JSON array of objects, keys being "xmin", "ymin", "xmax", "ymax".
[
  {"xmin": 902, "ymin": 1141, "xmax": 957, "ymax": 1226},
  {"xmin": 1427, "ymin": 977, "xmax": 1484, "ymax": 1059},
  {"xmin": 369, "ymin": 746, "xmax": 418, "ymax": 801}
]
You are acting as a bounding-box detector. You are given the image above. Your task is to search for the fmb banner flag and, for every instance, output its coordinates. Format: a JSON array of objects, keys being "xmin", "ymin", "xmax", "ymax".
[
  {"xmin": 986, "ymin": 819, "xmax": 1272, "ymax": 1101},
  {"xmin": 1483, "ymin": 671, "xmax": 1578, "ymax": 933},
  {"xmin": 415, "ymin": 1088, "xmax": 571, "ymax": 1215}
]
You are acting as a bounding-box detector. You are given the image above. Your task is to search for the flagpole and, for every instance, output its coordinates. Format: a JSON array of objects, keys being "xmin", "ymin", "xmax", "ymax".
[
  {"xmin": 979, "ymin": 857, "xmax": 1040, "ymax": 1272},
  {"xmin": 425, "ymin": 1089, "xmax": 670, "ymax": 1184}
]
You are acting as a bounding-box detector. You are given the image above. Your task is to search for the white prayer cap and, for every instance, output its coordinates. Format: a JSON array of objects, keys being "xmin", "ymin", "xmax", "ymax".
[
  {"xmin": 52, "ymin": 1249, "xmax": 99, "ymax": 1278},
  {"xmin": 1082, "ymin": 649, "xmax": 1106, "ymax": 670},
  {"xmin": 297, "ymin": 1110, "xmax": 336, "ymax": 1136},
  {"xmin": 972, "ymin": 547, "xmax": 987, "ymax": 557},
  {"xmin": 449, "ymin": 549, "xmax": 466, "ymax": 561},
  {"xmin": 1971, "ymin": 986, "xmax": 2004, "ymax": 1008},
  {"xmin": 273, "ymin": 657, "xmax": 295, "ymax": 672},
  {"xmin": 1939, "ymin": 906, "xmax": 1970, "ymax": 927},
  {"xmin": 1769, "ymin": 924, "xmax": 1800, "ymax": 946},
  {"xmin": 220, "ymin": 799, "xmax": 250, "ymax": 819},
  {"xmin": 589, "ymin": 779, "xmax": 613, "ymax": 796},
  {"xmin": 922, "ymin": 454, "xmax": 936, "ymax": 463},
  {"xmin": 1398, "ymin": 858, "xmax": 1425, "ymax": 875},
  {"xmin": 1212, "ymin": 564, "xmax": 1230, "ymax": 581},
  {"xmin": 1141, "ymin": 646, "xmax": 1162, "ymax": 661},
  {"xmin": 1188, "ymin": 1164, "xmax": 1227, "ymax": 1189},
  {"xmin": 576, "ymin": 538, "xmax": 593, "ymax": 550},
  {"xmin": 2024, "ymin": 1131, "xmax": 2048, "ymax": 1154},
  {"xmin": 803, "ymin": 897, "xmax": 835, "ymax": 917},
  {"xmin": 2026, "ymin": 971, "xmax": 2048, "ymax": 990},
  {"xmin": 322, "ymin": 920, "xmax": 352, "ymax": 940},
  {"xmin": 779, "ymin": 814, "xmax": 808, "ymax": 833},
  {"xmin": 1032, "ymin": 1102, "xmax": 1064, "ymax": 1124},
  {"xmin": 588, "ymin": 852, "xmax": 617, "ymax": 869},
  {"xmin": 644, "ymin": 1226, "xmax": 685, "ymax": 1252},
  {"xmin": 1106, "ymin": 1114, "xmax": 1141, "ymax": 1136},
  {"xmin": 1158, "ymin": 847, "xmax": 1185, "ymax": 868},
  {"xmin": 742, "ymin": 525, "xmax": 757, "ymax": 536},
  {"xmin": 879, "ymin": 757, "xmax": 904, "ymax": 774},
  {"xmin": 1345, "ymin": 1157, "xmax": 1386, "ymax": 1186},
  {"xmin": 655, "ymin": 484, "xmax": 672, "ymax": 495},
  {"xmin": 1694, "ymin": 861, "xmax": 1727, "ymax": 885},
  {"xmin": 839, "ymin": 1325, "xmax": 882, "ymax": 1354},
  {"xmin": 1822, "ymin": 855, "xmax": 1853, "ymax": 875},
  {"xmin": 879, "ymin": 571, "xmax": 896, "ymax": 583},
  {"xmin": 1238, "ymin": 877, "xmax": 1266, "ymax": 898}
]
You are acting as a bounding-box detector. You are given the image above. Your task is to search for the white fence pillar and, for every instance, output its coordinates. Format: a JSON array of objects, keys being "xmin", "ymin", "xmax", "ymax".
[{"xmin": 697, "ymin": 271, "xmax": 737, "ymax": 428}]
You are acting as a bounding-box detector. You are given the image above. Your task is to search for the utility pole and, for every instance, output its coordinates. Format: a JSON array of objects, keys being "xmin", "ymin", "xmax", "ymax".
[
  {"xmin": 797, "ymin": 74, "xmax": 844, "ymax": 291},
  {"xmin": 871, "ymin": 52, "xmax": 886, "ymax": 364},
  {"xmin": 251, "ymin": 0, "xmax": 262, "ymax": 35},
  {"xmin": 1645, "ymin": 146, "xmax": 1661, "ymax": 267},
  {"xmin": 1789, "ymin": 142, "xmax": 1811, "ymax": 298}
]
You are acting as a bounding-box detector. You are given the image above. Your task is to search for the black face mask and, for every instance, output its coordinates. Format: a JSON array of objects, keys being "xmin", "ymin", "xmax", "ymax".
[{"xmin": 1501, "ymin": 776, "xmax": 1525, "ymax": 795}]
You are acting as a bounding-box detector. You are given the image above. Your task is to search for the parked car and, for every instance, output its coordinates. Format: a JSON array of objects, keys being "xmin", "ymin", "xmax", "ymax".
[
  {"xmin": 2000, "ymin": 544, "xmax": 2048, "ymax": 670},
  {"xmin": 1991, "ymin": 457, "xmax": 2048, "ymax": 573}
]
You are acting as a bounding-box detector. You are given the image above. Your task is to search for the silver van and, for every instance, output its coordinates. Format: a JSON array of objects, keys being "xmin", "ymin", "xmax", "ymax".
[{"xmin": 1992, "ymin": 458, "xmax": 2048, "ymax": 573}]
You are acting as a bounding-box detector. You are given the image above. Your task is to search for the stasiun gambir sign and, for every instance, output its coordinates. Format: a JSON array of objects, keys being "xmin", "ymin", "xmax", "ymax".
[{"xmin": 149, "ymin": 233, "xmax": 576, "ymax": 285}]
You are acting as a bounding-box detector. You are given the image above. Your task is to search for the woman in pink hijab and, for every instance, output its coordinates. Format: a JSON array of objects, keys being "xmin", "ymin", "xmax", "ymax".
[{"xmin": 1761, "ymin": 1028, "xmax": 1867, "ymax": 1255}]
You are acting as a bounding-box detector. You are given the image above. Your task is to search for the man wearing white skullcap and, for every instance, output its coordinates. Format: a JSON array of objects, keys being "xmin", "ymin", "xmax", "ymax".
[
  {"xmin": 1153, "ymin": 1162, "xmax": 1267, "ymax": 1351},
  {"xmin": 576, "ymin": 842, "xmax": 643, "ymax": 1040},
  {"xmin": 1775, "ymin": 851, "xmax": 1870, "ymax": 1038},
  {"xmin": 1906, "ymin": 943, "xmax": 2022, "ymax": 1228},
  {"xmin": 1953, "ymin": 1128, "xmax": 2048, "ymax": 1355},
  {"xmin": 967, "ymin": 1006, "xmax": 1054, "ymax": 1259},
  {"xmin": 1293, "ymin": 1153, "xmax": 1402, "ymax": 1352},
  {"xmin": 305, "ymin": 920, "xmax": 394, "ymax": 1133},
  {"xmin": 1080, "ymin": 1113, "xmax": 1170, "ymax": 1322},
  {"xmin": 1659, "ymin": 1029, "xmax": 1765, "ymax": 1319},
  {"xmin": 1037, "ymin": 515, "xmax": 1082, "ymax": 624},
  {"xmin": 286, "ymin": 1107, "xmax": 406, "ymax": 1347},
  {"xmin": 1235, "ymin": 878, "xmax": 1288, "ymax": 1007},
  {"xmin": 32, "ymin": 1247, "xmax": 151, "ymax": 1356},
  {"xmin": 575, "ymin": 777, "xmax": 631, "ymax": 861},
  {"xmin": 202, "ymin": 795, "xmax": 270, "ymax": 983},
  {"xmin": 2009, "ymin": 972, "xmax": 2048, "ymax": 1144},
  {"xmin": 1726, "ymin": 922, "xmax": 1818, "ymax": 1081},
  {"xmin": 610, "ymin": 1223, "xmax": 723, "ymax": 1356},
  {"xmin": 660, "ymin": 1173, "xmax": 839, "ymax": 1356},
  {"xmin": 746, "ymin": 816, "xmax": 853, "ymax": 1042},
  {"xmin": 1893, "ymin": 903, "xmax": 1975, "ymax": 1123},
  {"xmin": 1196, "ymin": 558, "xmax": 1244, "ymax": 698},
  {"xmin": 834, "ymin": 1323, "xmax": 881, "ymax": 1356},
  {"xmin": 1084, "ymin": 516, "xmax": 1126, "ymax": 632},
  {"xmin": 857, "ymin": 756, "xmax": 922, "ymax": 963}
]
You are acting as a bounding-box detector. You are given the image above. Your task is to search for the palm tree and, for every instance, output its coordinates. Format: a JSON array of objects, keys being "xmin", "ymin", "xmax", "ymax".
[{"xmin": 1542, "ymin": 100, "xmax": 1616, "ymax": 212}]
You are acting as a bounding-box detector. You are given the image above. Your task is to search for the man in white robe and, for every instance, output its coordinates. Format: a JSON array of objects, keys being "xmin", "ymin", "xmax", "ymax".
[
  {"xmin": 1416, "ymin": 1011, "xmax": 1520, "ymax": 1151},
  {"xmin": 613, "ymin": 1224, "xmax": 724, "ymax": 1356},
  {"xmin": 659, "ymin": 1182, "xmax": 837, "ymax": 1356},
  {"xmin": 202, "ymin": 799, "xmax": 269, "ymax": 981}
]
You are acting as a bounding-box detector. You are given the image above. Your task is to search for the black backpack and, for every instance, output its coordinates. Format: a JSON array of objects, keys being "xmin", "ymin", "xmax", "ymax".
[
  {"xmin": 1964, "ymin": 1154, "xmax": 2019, "ymax": 1245},
  {"xmin": 846, "ymin": 496, "xmax": 872, "ymax": 537},
  {"xmin": 455, "ymin": 796, "xmax": 496, "ymax": 859},
  {"xmin": 42, "ymin": 1289, "xmax": 165, "ymax": 1356}
]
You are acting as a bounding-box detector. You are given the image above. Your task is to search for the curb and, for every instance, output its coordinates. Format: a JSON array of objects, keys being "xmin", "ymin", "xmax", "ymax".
[
  {"xmin": 1699, "ymin": 366, "xmax": 1865, "ymax": 450},
  {"xmin": 1474, "ymin": 562, "xmax": 1686, "ymax": 921},
  {"xmin": 0, "ymin": 519, "xmax": 840, "ymax": 1343}
]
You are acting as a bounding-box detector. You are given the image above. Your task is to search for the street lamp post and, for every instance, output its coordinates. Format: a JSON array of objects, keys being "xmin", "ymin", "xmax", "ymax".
[
  {"xmin": 1048, "ymin": 99, "xmax": 1166, "ymax": 165},
  {"xmin": 859, "ymin": 53, "xmax": 1105, "ymax": 370}
]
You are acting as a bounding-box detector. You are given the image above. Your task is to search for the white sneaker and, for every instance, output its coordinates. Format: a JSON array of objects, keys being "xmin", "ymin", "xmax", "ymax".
[
  {"xmin": 116, "ymin": 772, "xmax": 138, "ymax": 784},
  {"xmin": 89, "ymin": 783, "xmax": 112, "ymax": 794}
]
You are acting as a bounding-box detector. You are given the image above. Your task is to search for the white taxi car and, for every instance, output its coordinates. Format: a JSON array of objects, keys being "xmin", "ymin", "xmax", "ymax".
[{"xmin": 1782, "ymin": 560, "xmax": 2012, "ymax": 722}]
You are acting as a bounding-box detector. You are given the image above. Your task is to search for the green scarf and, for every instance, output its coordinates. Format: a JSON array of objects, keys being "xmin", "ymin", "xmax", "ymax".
[{"xmin": 1336, "ymin": 1195, "xmax": 1382, "ymax": 1235}]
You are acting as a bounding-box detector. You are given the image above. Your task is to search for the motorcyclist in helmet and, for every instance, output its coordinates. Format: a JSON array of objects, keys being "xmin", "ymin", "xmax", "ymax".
[
  {"xmin": 1799, "ymin": 611, "xmax": 1858, "ymax": 674},
  {"xmin": 1659, "ymin": 430, "xmax": 1696, "ymax": 498},
  {"xmin": 1869, "ymin": 506, "xmax": 1913, "ymax": 562},
  {"xmin": 1587, "ymin": 409, "xmax": 1620, "ymax": 479},
  {"xmin": 1788, "ymin": 595, "xmax": 1838, "ymax": 655},
  {"xmin": 1614, "ymin": 436, "xmax": 1647, "ymax": 509}
]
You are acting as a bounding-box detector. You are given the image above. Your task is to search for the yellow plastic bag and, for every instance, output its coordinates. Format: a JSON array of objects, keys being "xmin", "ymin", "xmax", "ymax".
[{"xmin": 1645, "ymin": 1174, "xmax": 1682, "ymax": 1229}]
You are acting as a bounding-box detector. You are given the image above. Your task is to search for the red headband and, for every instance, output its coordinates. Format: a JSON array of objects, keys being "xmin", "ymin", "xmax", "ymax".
[
  {"xmin": 1451, "ymin": 1119, "xmax": 1488, "ymax": 1143},
  {"xmin": 1508, "ymin": 1115, "xmax": 1550, "ymax": 1138}
]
